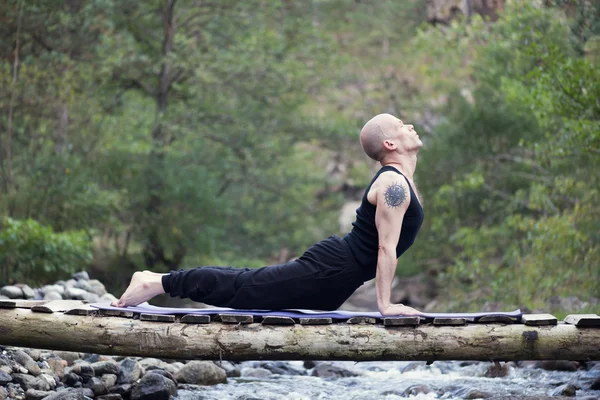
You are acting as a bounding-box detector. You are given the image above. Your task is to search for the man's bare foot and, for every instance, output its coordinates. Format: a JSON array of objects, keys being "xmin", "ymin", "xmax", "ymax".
[{"xmin": 111, "ymin": 271, "xmax": 166, "ymax": 308}]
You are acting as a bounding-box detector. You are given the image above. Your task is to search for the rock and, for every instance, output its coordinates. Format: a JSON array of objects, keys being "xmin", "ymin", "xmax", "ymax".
[
  {"xmin": 101, "ymin": 374, "xmax": 118, "ymax": 388},
  {"xmin": 241, "ymin": 367, "xmax": 273, "ymax": 378},
  {"xmin": 0, "ymin": 387, "xmax": 6, "ymax": 400},
  {"xmin": 72, "ymin": 271, "xmax": 90, "ymax": 281},
  {"xmin": 400, "ymin": 361, "xmax": 426, "ymax": 373},
  {"xmin": 303, "ymin": 360, "xmax": 319, "ymax": 370},
  {"xmin": 37, "ymin": 374, "xmax": 56, "ymax": 390},
  {"xmin": 0, "ymin": 285, "xmax": 23, "ymax": 299},
  {"xmin": 538, "ymin": 360, "xmax": 578, "ymax": 372},
  {"xmin": 42, "ymin": 388, "xmax": 85, "ymax": 400},
  {"xmin": 551, "ymin": 383, "xmax": 578, "ymax": 397},
  {"xmin": 74, "ymin": 279, "xmax": 92, "ymax": 292},
  {"xmin": 0, "ymin": 366, "xmax": 11, "ymax": 375},
  {"xmin": 100, "ymin": 293, "xmax": 118, "ymax": 302},
  {"xmin": 484, "ymin": 362, "xmax": 510, "ymax": 378},
  {"xmin": 19, "ymin": 285, "xmax": 36, "ymax": 299},
  {"xmin": 213, "ymin": 361, "xmax": 240, "ymax": 378},
  {"xmin": 91, "ymin": 361, "xmax": 119, "ymax": 376},
  {"xmin": 13, "ymin": 350, "xmax": 42, "ymax": 376},
  {"xmin": 47, "ymin": 358, "xmax": 67, "ymax": 379},
  {"xmin": 402, "ymin": 385, "xmax": 433, "ymax": 396},
  {"xmin": 174, "ymin": 361, "xmax": 227, "ymax": 385},
  {"xmin": 43, "ymin": 292, "xmax": 62, "ymax": 301},
  {"xmin": 97, "ymin": 395, "xmax": 123, "ymax": 400},
  {"xmin": 12, "ymin": 373, "xmax": 43, "ymax": 391},
  {"xmin": 84, "ymin": 376, "xmax": 107, "ymax": 396},
  {"xmin": 62, "ymin": 371, "xmax": 82, "ymax": 387},
  {"xmin": 71, "ymin": 363, "xmax": 95, "ymax": 381},
  {"xmin": 24, "ymin": 389, "xmax": 52, "ymax": 400},
  {"xmin": 108, "ymin": 384, "xmax": 132, "ymax": 397},
  {"xmin": 310, "ymin": 363, "xmax": 360, "ymax": 379},
  {"xmin": 25, "ymin": 350, "xmax": 41, "ymax": 362},
  {"xmin": 145, "ymin": 368, "xmax": 177, "ymax": 384},
  {"xmin": 118, "ymin": 358, "xmax": 142, "ymax": 384},
  {"xmin": 588, "ymin": 377, "xmax": 600, "ymax": 390},
  {"xmin": 0, "ymin": 295, "xmax": 8, "ymax": 300},
  {"xmin": 41, "ymin": 284, "xmax": 65, "ymax": 297},
  {"xmin": 130, "ymin": 373, "xmax": 177, "ymax": 400},
  {"xmin": 257, "ymin": 361, "xmax": 304, "ymax": 376},
  {"xmin": 64, "ymin": 288, "xmax": 89, "ymax": 300},
  {"xmin": 453, "ymin": 388, "xmax": 494, "ymax": 399},
  {"xmin": 87, "ymin": 280, "xmax": 107, "ymax": 296},
  {"xmin": 53, "ymin": 352, "xmax": 81, "ymax": 366},
  {"xmin": 0, "ymin": 370, "xmax": 12, "ymax": 385}
]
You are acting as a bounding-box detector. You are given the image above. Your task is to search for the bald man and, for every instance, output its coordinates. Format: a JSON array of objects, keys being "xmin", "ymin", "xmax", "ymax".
[{"xmin": 114, "ymin": 113, "xmax": 424, "ymax": 316}]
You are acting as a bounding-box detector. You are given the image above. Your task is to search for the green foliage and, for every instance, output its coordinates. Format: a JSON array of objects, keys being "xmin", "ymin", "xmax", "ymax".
[{"xmin": 0, "ymin": 218, "xmax": 92, "ymax": 285}]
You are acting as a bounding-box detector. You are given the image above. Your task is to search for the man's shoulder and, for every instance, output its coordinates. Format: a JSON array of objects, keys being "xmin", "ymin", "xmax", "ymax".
[{"xmin": 372, "ymin": 170, "xmax": 409, "ymax": 188}]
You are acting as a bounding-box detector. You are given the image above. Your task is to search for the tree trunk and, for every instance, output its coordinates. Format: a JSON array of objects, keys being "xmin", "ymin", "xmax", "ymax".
[{"xmin": 1, "ymin": 308, "xmax": 600, "ymax": 361}]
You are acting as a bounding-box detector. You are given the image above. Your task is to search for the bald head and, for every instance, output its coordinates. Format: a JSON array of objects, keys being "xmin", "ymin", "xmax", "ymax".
[{"xmin": 360, "ymin": 113, "xmax": 401, "ymax": 161}]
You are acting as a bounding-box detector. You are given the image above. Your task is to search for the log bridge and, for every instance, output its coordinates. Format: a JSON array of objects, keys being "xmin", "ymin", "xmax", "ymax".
[{"xmin": 1, "ymin": 300, "xmax": 599, "ymax": 362}]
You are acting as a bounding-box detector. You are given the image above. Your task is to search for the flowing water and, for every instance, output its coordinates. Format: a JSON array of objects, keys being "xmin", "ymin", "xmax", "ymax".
[{"xmin": 176, "ymin": 360, "xmax": 600, "ymax": 399}]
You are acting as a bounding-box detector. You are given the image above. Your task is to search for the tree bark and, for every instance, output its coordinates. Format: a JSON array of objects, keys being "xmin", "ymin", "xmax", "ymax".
[{"xmin": 1, "ymin": 308, "xmax": 599, "ymax": 361}]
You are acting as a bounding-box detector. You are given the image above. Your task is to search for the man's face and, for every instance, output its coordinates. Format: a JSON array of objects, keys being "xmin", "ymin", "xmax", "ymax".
[{"xmin": 394, "ymin": 119, "xmax": 422, "ymax": 150}]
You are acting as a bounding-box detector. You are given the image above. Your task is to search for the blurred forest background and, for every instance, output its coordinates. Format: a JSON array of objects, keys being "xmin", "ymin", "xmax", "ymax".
[{"xmin": 0, "ymin": 0, "xmax": 598, "ymax": 312}]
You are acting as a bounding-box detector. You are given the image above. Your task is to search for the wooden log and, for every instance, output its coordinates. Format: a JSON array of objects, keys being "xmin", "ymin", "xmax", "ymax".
[
  {"xmin": 1, "ymin": 308, "xmax": 599, "ymax": 362},
  {"xmin": 564, "ymin": 314, "xmax": 600, "ymax": 327}
]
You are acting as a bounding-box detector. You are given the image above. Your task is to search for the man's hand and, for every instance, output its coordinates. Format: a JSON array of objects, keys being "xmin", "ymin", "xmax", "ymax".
[{"xmin": 379, "ymin": 303, "xmax": 422, "ymax": 316}]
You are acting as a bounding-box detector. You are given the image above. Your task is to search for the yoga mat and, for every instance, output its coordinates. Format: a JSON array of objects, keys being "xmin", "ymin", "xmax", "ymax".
[{"xmin": 91, "ymin": 302, "xmax": 522, "ymax": 320}]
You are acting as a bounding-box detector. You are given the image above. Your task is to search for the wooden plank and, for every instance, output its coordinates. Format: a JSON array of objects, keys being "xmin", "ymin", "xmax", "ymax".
[
  {"xmin": 564, "ymin": 314, "xmax": 600, "ymax": 327},
  {"xmin": 522, "ymin": 314, "xmax": 557, "ymax": 326},
  {"xmin": 383, "ymin": 317, "xmax": 420, "ymax": 326},
  {"xmin": 433, "ymin": 317, "xmax": 467, "ymax": 326},
  {"xmin": 99, "ymin": 310, "xmax": 134, "ymax": 318},
  {"xmin": 218, "ymin": 314, "xmax": 253, "ymax": 324},
  {"xmin": 31, "ymin": 300, "xmax": 86, "ymax": 313},
  {"xmin": 299, "ymin": 317, "xmax": 333, "ymax": 325},
  {"xmin": 262, "ymin": 316, "xmax": 295, "ymax": 325},
  {"xmin": 346, "ymin": 316, "xmax": 377, "ymax": 325},
  {"xmin": 64, "ymin": 304, "xmax": 98, "ymax": 316},
  {"xmin": 477, "ymin": 315, "xmax": 517, "ymax": 324},
  {"xmin": 0, "ymin": 299, "xmax": 50, "ymax": 309},
  {"xmin": 140, "ymin": 313, "xmax": 176, "ymax": 323},
  {"xmin": 181, "ymin": 314, "xmax": 210, "ymax": 324}
]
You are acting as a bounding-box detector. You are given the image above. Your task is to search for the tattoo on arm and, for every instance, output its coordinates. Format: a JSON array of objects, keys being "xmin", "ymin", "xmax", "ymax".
[{"xmin": 384, "ymin": 183, "xmax": 407, "ymax": 209}]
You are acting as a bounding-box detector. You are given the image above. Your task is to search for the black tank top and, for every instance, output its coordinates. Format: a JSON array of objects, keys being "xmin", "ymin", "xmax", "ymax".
[{"xmin": 343, "ymin": 166, "xmax": 424, "ymax": 273}]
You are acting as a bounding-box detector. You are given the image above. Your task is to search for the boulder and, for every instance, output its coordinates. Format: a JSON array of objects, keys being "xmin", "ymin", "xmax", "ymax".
[
  {"xmin": 19, "ymin": 285, "xmax": 36, "ymax": 299},
  {"xmin": 538, "ymin": 360, "xmax": 578, "ymax": 372},
  {"xmin": 41, "ymin": 285, "xmax": 65, "ymax": 297},
  {"xmin": 130, "ymin": 374, "xmax": 176, "ymax": 400},
  {"xmin": 257, "ymin": 361, "xmax": 304, "ymax": 376},
  {"xmin": 310, "ymin": 363, "xmax": 360, "ymax": 379},
  {"xmin": 87, "ymin": 280, "xmax": 107, "ymax": 296},
  {"xmin": 484, "ymin": 363, "xmax": 510, "ymax": 378},
  {"xmin": 0, "ymin": 285, "xmax": 23, "ymax": 299},
  {"xmin": 64, "ymin": 288, "xmax": 88, "ymax": 301},
  {"xmin": 174, "ymin": 361, "xmax": 227, "ymax": 385},
  {"xmin": 145, "ymin": 369, "xmax": 177, "ymax": 384}
]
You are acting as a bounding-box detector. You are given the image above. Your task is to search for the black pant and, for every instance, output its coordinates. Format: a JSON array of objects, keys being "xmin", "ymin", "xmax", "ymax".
[{"xmin": 161, "ymin": 236, "xmax": 370, "ymax": 311}]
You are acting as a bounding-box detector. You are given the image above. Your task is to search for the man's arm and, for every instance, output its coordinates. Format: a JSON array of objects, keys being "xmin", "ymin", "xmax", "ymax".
[{"xmin": 374, "ymin": 175, "xmax": 422, "ymax": 316}]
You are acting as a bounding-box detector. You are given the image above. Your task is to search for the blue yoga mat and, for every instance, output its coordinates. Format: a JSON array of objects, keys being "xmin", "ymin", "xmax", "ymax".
[{"xmin": 91, "ymin": 302, "xmax": 522, "ymax": 320}]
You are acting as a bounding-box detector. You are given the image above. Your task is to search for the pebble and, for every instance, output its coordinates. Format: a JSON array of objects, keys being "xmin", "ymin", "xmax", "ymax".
[
  {"xmin": 85, "ymin": 376, "xmax": 107, "ymax": 396},
  {"xmin": 72, "ymin": 271, "xmax": 90, "ymax": 281},
  {"xmin": 19, "ymin": 285, "xmax": 36, "ymax": 299},
  {"xmin": 0, "ymin": 387, "xmax": 6, "ymax": 400},
  {"xmin": 87, "ymin": 279, "xmax": 107, "ymax": 296},
  {"xmin": 24, "ymin": 388, "xmax": 52, "ymax": 400},
  {"xmin": 13, "ymin": 350, "xmax": 42, "ymax": 376},
  {"xmin": 101, "ymin": 373, "xmax": 118, "ymax": 388},
  {"xmin": 90, "ymin": 361, "xmax": 120, "ymax": 376},
  {"xmin": 174, "ymin": 361, "xmax": 227, "ymax": 385}
]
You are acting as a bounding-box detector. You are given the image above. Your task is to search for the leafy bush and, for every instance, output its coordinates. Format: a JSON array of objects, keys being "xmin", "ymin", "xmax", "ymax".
[{"xmin": 0, "ymin": 218, "xmax": 92, "ymax": 285}]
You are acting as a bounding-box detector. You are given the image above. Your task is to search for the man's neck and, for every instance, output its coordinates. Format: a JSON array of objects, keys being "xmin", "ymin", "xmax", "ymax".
[{"xmin": 381, "ymin": 155, "xmax": 417, "ymax": 180}]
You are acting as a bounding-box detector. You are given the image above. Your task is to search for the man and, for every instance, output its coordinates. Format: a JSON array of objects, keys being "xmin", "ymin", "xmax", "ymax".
[{"xmin": 113, "ymin": 113, "xmax": 424, "ymax": 316}]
